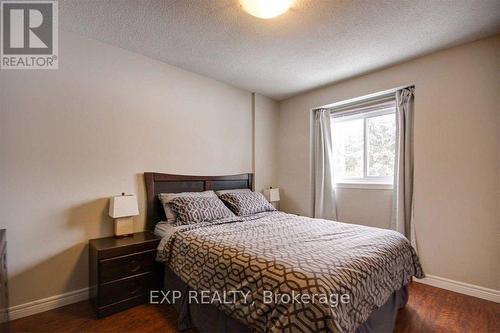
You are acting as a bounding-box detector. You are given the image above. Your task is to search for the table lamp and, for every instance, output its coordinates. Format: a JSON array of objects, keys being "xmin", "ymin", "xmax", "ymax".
[
  {"xmin": 109, "ymin": 193, "xmax": 139, "ymax": 237},
  {"xmin": 264, "ymin": 187, "xmax": 280, "ymax": 209}
]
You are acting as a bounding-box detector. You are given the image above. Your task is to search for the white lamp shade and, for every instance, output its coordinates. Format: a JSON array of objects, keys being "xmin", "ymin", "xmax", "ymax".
[
  {"xmin": 264, "ymin": 188, "xmax": 280, "ymax": 202},
  {"xmin": 109, "ymin": 194, "xmax": 139, "ymax": 218}
]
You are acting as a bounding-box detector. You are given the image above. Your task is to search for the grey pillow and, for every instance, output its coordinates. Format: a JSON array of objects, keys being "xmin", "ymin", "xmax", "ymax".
[
  {"xmin": 219, "ymin": 192, "xmax": 276, "ymax": 216},
  {"xmin": 158, "ymin": 191, "xmax": 216, "ymax": 225},
  {"xmin": 169, "ymin": 196, "xmax": 235, "ymax": 225}
]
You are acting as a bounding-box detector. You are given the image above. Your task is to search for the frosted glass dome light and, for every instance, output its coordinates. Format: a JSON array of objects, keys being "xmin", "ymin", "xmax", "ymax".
[{"xmin": 240, "ymin": 0, "xmax": 293, "ymax": 19}]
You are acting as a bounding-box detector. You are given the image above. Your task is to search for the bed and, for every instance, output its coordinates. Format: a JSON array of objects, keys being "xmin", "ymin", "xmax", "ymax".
[{"xmin": 144, "ymin": 172, "xmax": 424, "ymax": 333}]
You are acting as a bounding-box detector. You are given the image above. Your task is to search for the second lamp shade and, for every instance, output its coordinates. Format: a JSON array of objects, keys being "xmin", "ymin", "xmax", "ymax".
[{"xmin": 264, "ymin": 188, "xmax": 280, "ymax": 202}]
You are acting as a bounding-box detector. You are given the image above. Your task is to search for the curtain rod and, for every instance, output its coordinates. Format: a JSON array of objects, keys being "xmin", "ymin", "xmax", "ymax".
[{"xmin": 312, "ymin": 84, "xmax": 414, "ymax": 112}]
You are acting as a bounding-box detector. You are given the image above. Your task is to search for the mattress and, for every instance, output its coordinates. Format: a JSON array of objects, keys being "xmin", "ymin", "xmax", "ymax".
[{"xmin": 156, "ymin": 211, "xmax": 424, "ymax": 333}]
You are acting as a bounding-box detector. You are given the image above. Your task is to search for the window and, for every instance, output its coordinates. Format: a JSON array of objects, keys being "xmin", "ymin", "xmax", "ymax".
[{"xmin": 331, "ymin": 105, "xmax": 395, "ymax": 186}]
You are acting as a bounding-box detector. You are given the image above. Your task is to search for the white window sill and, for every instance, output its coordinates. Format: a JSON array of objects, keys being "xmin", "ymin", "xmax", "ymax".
[{"xmin": 335, "ymin": 182, "xmax": 393, "ymax": 190}]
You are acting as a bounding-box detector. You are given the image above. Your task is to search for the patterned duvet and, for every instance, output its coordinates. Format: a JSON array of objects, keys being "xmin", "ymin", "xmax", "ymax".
[{"xmin": 156, "ymin": 211, "xmax": 424, "ymax": 333}]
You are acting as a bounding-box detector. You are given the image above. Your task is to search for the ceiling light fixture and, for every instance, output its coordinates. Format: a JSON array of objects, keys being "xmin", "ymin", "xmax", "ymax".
[{"xmin": 240, "ymin": 0, "xmax": 293, "ymax": 19}]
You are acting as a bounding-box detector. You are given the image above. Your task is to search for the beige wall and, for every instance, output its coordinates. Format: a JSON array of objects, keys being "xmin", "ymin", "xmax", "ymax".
[
  {"xmin": 278, "ymin": 35, "xmax": 500, "ymax": 290},
  {"xmin": 0, "ymin": 31, "xmax": 278, "ymax": 307},
  {"xmin": 254, "ymin": 94, "xmax": 279, "ymax": 193}
]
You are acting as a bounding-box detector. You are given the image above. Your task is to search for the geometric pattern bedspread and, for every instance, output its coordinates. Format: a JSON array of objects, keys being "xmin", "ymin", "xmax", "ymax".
[{"xmin": 157, "ymin": 211, "xmax": 424, "ymax": 333}]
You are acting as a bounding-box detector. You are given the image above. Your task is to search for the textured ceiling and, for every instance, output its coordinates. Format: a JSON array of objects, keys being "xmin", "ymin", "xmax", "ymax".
[{"xmin": 59, "ymin": 0, "xmax": 500, "ymax": 100}]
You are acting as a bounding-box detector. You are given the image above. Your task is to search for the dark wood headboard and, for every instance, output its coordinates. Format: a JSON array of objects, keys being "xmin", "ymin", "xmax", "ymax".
[{"xmin": 144, "ymin": 172, "xmax": 254, "ymax": 231}]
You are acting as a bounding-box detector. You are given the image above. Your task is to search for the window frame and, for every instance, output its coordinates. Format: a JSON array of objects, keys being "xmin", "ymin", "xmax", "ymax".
[{"xmin": 331, "ymin": 107, "xmax": 396, "ymax": 189}]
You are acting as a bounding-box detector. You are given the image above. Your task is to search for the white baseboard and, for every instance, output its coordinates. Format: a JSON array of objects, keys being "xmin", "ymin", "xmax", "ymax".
[
  {"xmin": 415, "ymin": 274, "xmax": 500, "ymax": 303},
  {"xmin": 7, "ymin": 287, "xmax": 89, "ymax": 321}
]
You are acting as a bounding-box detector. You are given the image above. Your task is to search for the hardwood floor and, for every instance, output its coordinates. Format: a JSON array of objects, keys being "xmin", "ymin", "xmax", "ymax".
[
  {"xmin": 2, "ymin": 282, "xmax": 499, "ymax": 333},
  {"xmin": 395, "ymin": 282, "xmax": 499, "ymax": 333}
]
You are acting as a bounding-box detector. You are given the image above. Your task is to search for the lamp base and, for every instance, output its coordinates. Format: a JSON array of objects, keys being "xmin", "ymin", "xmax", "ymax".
[{"xmin": 114, "ymin": 217, "xmax": 134, "ymax": 237}]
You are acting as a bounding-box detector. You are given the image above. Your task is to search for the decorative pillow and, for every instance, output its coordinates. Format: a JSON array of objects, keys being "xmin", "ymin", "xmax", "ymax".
[
  {"xmin": 219, "ymin": 192, "xmax": 276, "ymax": 216},
  {"xmin": 158, "ymin": 191, "xmax": 216, "ymax": 225},
  {"xmin": 215, "ymin": 188, "xmax": 251, "ymax": 196},
  {"xmin": 169, "ymin": 196, "xmax": 235, "ymax": 225}
]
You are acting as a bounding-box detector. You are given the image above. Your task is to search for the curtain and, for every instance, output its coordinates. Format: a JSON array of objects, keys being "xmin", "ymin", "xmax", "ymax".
[
  {"xmin": 313, "ymin": 109, "xmax": 337, "ymax": 220},
  {"xmin": 392, "ymin": 87, "xmax": 416, "ymax": 249}
]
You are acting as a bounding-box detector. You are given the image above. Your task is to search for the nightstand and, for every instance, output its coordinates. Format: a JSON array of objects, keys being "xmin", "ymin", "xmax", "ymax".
[{"xmin": 89, "ymin": 231, "xmax": 163, "ymax": 317}]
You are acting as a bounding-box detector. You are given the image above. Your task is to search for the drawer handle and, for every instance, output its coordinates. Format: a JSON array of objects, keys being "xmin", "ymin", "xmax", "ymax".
[{"xmin": 127, "ymin": 259, "xmax": 142, "ymax": 272}]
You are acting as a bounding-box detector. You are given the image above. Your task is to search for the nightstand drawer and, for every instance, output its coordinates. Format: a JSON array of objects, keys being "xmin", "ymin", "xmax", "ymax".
[
  {"xmin": 99, "ymin": 272, "xmax": 154, "ymax": 306},
  {"xmin": 99, "ymin": 249, "xmax": 156, "ymax": 283}
]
